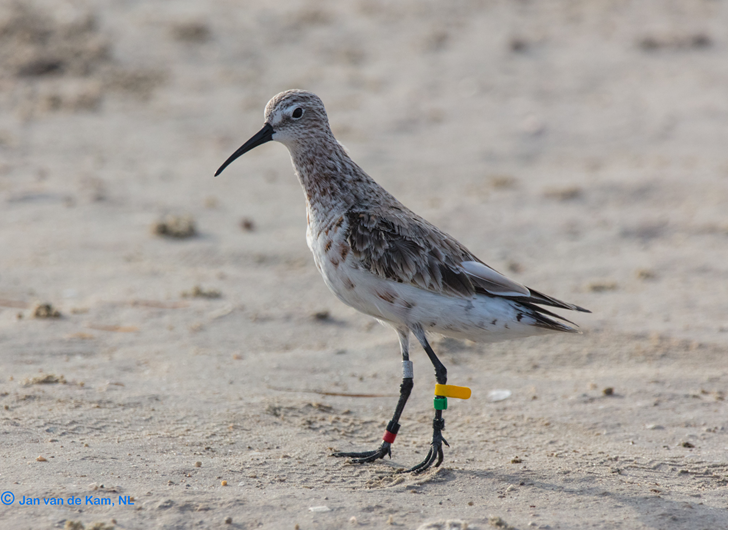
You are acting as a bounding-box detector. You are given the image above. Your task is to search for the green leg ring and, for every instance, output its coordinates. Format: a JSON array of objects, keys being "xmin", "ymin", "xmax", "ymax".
[{"xmin": 434, "ymin": 396, "xmax": 448, "ymax": 410}]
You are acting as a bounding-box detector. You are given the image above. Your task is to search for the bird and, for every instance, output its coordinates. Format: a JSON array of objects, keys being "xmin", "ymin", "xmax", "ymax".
[{"xmin": 215, "ymin": 89, "xmax": 590, "ymax": 473}]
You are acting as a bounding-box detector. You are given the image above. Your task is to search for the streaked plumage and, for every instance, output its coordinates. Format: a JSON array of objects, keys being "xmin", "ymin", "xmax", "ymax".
[{"xmin": 215, "ymin": 89, "xmax": 590, "ymax": 473}]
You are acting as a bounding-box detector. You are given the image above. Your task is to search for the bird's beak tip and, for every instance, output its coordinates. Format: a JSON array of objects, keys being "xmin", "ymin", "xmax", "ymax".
[{"xmin": 214, "ymin": 123, "xmax": 274, "ymax": 177}]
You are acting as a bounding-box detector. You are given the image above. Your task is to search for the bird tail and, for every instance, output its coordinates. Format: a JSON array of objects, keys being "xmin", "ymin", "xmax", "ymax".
[
  {"xmin": 515, "ymin": 287, "xmax": 591, "ymax": 314},
  {"xmin": 519, "ymin": 301, "xmax": 582, "ymax": 333}
]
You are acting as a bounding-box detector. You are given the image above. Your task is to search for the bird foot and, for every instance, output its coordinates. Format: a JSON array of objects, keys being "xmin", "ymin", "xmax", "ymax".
[
  {"xmin": 332, "ymin": 442, "xmax": 391, "ymax": 464},
  {"xmin": 406, "ymin": 415, "xmax": 449, "ymax": 474}
]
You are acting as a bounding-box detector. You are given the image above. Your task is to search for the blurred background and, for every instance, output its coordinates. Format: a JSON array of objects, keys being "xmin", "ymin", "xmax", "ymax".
[
  {"xmin": 0, "ymin": 1, "xmax": 726, "ymax": 529},
  {"xmin": 0, "ymin": 0, "xmax": 725, "ymax": 345}
]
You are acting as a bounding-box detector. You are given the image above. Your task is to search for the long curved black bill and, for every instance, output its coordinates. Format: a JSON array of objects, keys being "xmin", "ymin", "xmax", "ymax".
[{"xmin": 214, "ymin": 123, "xmax": 274, "ymax": 176}]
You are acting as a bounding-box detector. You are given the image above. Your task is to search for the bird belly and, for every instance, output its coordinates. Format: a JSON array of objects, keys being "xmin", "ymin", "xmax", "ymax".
[{"xmin": 315, "ymin": 250, "xmax": 391, "ymax": 320}]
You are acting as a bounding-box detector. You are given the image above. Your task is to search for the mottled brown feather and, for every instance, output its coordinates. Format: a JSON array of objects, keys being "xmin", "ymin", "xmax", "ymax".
[
  {"xmin": 346, "ymin": 208, "xmax": 476, "ymax": 298},
  {"xmin": 345, "ymin": 206, "xmax": 588, "ymax": 315}
]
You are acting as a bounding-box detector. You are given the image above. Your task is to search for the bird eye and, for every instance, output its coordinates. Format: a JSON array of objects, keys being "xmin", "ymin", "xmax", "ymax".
[{"xmin": 292, "ymin": 108, "xmax": 303, "ymax": 119}]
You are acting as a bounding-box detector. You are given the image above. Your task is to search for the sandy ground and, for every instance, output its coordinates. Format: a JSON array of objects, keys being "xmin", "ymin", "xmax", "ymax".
[{"xmin": 0, "ymin": 0, "xmax": 727, "ymax": 529}]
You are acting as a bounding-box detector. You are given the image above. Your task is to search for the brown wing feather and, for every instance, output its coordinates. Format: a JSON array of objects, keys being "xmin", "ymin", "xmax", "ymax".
[
  {"xmin": 345, "ymin": 207, "xmax": 591, "ymax": 315},
  {"xmin": 345, "ymin": 209, "xmax": 475, "ymax": 298}
]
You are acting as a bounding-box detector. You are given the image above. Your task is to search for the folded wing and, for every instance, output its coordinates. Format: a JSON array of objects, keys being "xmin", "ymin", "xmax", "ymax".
[{"xmin": 345, "ymin": 207, "xmax": 590, "ymax": 317}]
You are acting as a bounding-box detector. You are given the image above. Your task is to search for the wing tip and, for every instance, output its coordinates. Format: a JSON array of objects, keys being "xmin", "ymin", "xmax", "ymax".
[
  {"xmin": 525, "ymin": 287, "xmax": 590, "ymax": 314},
  {"xmin": 520, "ymin": 301, "xmax": 584, "ymax": 332}
]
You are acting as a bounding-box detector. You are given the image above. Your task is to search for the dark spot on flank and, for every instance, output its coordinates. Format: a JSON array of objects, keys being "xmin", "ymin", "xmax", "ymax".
[
  {"xmin": 334, "ymin": 216, "xmax": 344, "ymax": 228},
  {"xmin": 377, "ymin": 291, "xmax": 396, "ymax": 304},
  {"xmin": 429, "ymin": 322, "xmax": 436, "ymax": 328},
  {"xmin": 491, "ymin": 319, "xmax": 497, "ymax": 325},
  {"xmin": 344, "ymin": 278, "xmax": 355, "ymax": 290},
  {"xmin": 324, "ymin": 240, "xmax": 332, "ymax": 252},
  {"xmin": 504, "ymin": 324, "xmax": 509, "ymax": 329},
  {"xmin": 330, "ymin": 257, "xmax": 340, "ymax": 267},
  {"xmin": 517, "ymin": 312, "xmax": 524, "ymax": 322},
  {"xmin": 403, "ymin": 301, "xmax": 414, "ymax": 309},
  {"xmin": 340, "ymin": 243, "xmax": 349, "ymax": 260}
]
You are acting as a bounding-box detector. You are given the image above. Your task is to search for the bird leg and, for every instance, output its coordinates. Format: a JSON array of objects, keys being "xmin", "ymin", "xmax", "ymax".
[
  {"xmin": 406, "ymin": 328, "xmax": 449, "ymax": 474},
  {"xmin": 333, "ymin": 329, "xmax": 413, "ymax": 464},
  {"xmin": 332, "ymin": 375, "xmax": 413, "ymax": 463}
]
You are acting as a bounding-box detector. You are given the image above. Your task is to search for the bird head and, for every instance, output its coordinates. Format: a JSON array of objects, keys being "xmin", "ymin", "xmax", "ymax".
[{"xmin": 215, "ymin": 89, "xmax": 331, "ymax": 176}]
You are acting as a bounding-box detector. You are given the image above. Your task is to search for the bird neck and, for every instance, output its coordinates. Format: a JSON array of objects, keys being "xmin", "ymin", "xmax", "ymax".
[{"xmin": 287, "ymin": 135, "xmax": 365, "ymax": 225}]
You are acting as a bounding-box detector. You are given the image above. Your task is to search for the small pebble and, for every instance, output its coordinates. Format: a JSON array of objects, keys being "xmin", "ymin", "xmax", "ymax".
[
  {"xmin": 603, "ymin": 387, "xmax": 614, "ymax": 396},
  {"xmin": 636, "ymin": 268, "xmax": 656, "ymax": 280},
  {"xmin": 240, "ymin": 217, "xmax": 256, "ymax": 231},
  {"xmin": 507, "ymin": 261, "xmax": 523, "ymax": 273},
  {"xmin": 181, "ymin": 286, "xmax": 221, "ymax": 299},
  {"xmin": 488, "ymin": 516, "xmax": 510, "ymax": 529},
  {"xmin": 224, "ymin": 517, "xmax": 232, "ymax": 524},
  {"xmin": 221, "ymin": 480, "xmax": 227, "ymax": 486},
  {"xmin": 543, "ymin": 186, "xmax": 582, "ymax": 201},
  {"xmin": 36, "ymin": 455, "xmax": 48, "ymax": 462},
  {"xmin": 487, "ymin": 389, "xmax": 511, "ymax": 402},
  {"xmin": 32, "ymin": 303, "xmax": 61, "ymax": 319},
  {"xmin": 152, "ymin": 214, "xmax": 196, "ymax": 239},
  {"xmin": 490, "ymin": 175, "xmax": 518, "ymax": 189},
  {"xmin": 194, "ymin": 461, "xmax": 202, "ymax": 467},
  {"xmin": 587, "ymin": 280, "xmax": 618, "ymax": 292},
  {"xmin": 171, "ymin": 21, "xmax": 211, "ymax": 43}
]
